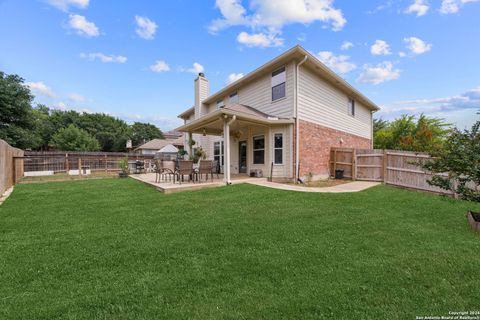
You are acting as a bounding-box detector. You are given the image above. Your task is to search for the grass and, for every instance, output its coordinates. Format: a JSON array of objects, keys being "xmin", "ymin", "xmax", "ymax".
[{"xmin": 1, "ymin": 178, "xmax": 479, "ymax": 320}]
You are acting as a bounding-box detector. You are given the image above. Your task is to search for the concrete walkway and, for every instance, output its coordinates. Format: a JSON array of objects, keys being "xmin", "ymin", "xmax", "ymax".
[{"xmin": 246, "ymin": 180, "xmax": 381, "ymax": 193}]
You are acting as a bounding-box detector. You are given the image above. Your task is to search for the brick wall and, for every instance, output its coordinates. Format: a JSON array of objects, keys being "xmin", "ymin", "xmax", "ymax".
[{"xmin": 298, "ymin": 120, "xmax": 371, "ymax": 179}]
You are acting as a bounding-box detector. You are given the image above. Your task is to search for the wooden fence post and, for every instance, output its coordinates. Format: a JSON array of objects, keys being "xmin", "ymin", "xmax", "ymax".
[
  {"xmin": 78, "ymin": 158, "xmax": 82, "ymax": 176},
  {"xmin": 12, "ymin": 157, "xmax": 16, "ymax": 184},
  {"xmin": 104, "ymin": 154, "xmax": 108, "ymax": 173},
  {"xmin": 333, "ymin": 149, "xmax": 337, "ymax": 178},
  {"xmin": 65, "ymin": 153, "xmax": 69, "ymax": 172},
  {"xmin": 352, "ymin": 148, "xmax": 356, "ymax": 181},
  {"xmin": 383, "ymin": 149, "xmax": 388, "ymax": 183}
]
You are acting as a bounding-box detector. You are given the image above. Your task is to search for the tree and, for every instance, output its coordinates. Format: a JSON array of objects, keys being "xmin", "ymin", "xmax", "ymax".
[
  {"xmin": 130, "ymin": 122, "xmax": 164, "ymax": 146},
  {"xmin": 49, "ymin": 124, "xmax": 100, "ymax": 151},
  {"xmin": 0, "ymin": 71, "xmax": 42, "ymax": 149},
  {"xmin": 374, "ymin": 114, "xmax": 450, "ymax": 152},
  {"xmin": 423, "ymin": 121, "xmax": 480, "ymax": 202}
]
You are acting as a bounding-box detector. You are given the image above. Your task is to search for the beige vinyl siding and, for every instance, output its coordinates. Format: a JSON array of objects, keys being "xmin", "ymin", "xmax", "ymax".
[
  {"xmin": 269, "ymin": 125, "xmax": 293, "ymax": 178},
  {"xmin": 202, "ymin": 62, "xmax": 295, "ymax": 118},
  {"xmin": 298, "ymin": 65, "xmax": 372, "ymax": 139}
]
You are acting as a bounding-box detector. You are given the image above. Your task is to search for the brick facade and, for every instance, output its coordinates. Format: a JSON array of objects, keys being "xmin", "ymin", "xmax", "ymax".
[{"xmin": 297, "ymin": 120, "xmax": 371, "ymax": 179}]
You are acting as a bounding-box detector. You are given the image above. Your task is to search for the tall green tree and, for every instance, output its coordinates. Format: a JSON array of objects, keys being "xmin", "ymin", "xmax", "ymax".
[
  {"xmin": 0, "ymin": 71, "xmax": 42, "ymax": 149},
  {"xmin": 130, "ymin": 122, "xmax": 164, "ymax": 146},
  {"xmin": 374, "ymin": 114, "xmax": 450, "ymax": 152},
  {"xmin": 49, "ymin": 124, "xmax": 100, "ymax": 152}
]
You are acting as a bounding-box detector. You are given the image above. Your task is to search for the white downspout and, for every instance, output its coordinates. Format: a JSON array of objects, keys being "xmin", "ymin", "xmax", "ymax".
[
  {"xmin": 295, "ymin": 55, "xmax": 308, "ymax": 183},
  {"xmin": 224, "ymin": 115, "xmax": 236, "ymax": 185}
]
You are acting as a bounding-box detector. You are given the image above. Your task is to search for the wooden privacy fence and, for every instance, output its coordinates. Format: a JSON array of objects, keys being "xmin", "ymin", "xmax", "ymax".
[
  {"xmin": 330, "ymin": 147, "xmax": 453, "ymax": 195},
  {"xmin": 0, "ymin": 139, "xmax": 24, "ymax": 195},
  {"xmin": 23, "ymin": 151, "xmax": 154, "ymax": 174}
]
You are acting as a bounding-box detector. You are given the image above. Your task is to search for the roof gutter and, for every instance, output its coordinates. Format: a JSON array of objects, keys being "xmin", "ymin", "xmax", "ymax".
[{"xmin": 295, "ymin": 55, "xmax": 308, "ymax": 183}]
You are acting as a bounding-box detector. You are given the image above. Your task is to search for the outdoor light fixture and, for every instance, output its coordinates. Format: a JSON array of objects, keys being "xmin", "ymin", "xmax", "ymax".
[{"xmin": 203, "ymin": 128, "xmax": 206, "ymax": 136}]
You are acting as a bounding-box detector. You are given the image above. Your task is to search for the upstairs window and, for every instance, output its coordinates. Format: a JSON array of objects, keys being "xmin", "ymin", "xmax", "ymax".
[
  {"xmin": 348, "ymin": 98, "xmax": 355, "ymax": 116},
  {"xmin": 274, "ymin": 133, "xmax": 283, "ymax": 165},
  {"xmin": 253, "ymin": 135, "xmax": 265, "ymax": 164},
  {"xmin": 271, "ymin": 67, "xmax": 286, "ymax": 101},
  {"xmin": 217, "ymin": 99, "xmax": 225, "ymax": 109},
  {"xmin": 229, "ymin": 92, "xmax": 238, "ymax": 104}
]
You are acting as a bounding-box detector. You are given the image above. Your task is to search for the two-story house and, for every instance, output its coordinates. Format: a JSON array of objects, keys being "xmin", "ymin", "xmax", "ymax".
[{"xmin": 176, "ymin": 45, "xmax": 379, "ymax": 184}]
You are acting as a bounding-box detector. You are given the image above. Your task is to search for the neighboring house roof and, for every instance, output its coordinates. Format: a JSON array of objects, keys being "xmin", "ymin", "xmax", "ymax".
[
  {"xmin": 178, "ymin": 45, "xmax": 379, "ymax": 120},
  {"xmin": 158, "ymin": 144, "xmax": 179, "ymax": 153},
  {"xmin": 135, "ymin": 137, "xmax": 184, "ymax": 151},
  {"xmin": 163, "ymin": 131, "xmax": 183, "ymax": 139}
]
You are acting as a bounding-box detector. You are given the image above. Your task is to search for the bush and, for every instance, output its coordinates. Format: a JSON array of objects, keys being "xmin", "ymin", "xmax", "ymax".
[
  {"xmin": 423, "ymin": 121, "xmax": 480, "ymax": 202},
  {"xmin": 49, "ymin": 124, "xmax": 100, "ymax": 151}
]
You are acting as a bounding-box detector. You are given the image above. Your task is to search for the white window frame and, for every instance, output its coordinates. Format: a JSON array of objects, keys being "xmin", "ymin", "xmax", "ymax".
[
  {"xmin": 348, "ymin": 98, "xmax": 355, "ymax": 117},
  {"xmin": 271, "ymin": 66, "xmax": 286, "ymax": 102},
  {"xmin": 273, "ymin": 133, "xmax": 284, "ymax": 165},
  {"xmin": 229, "ymin": 91, "xmax": 238, "ymax": 104},
  {"xmin": 252, "ymin": 135, "xmax": 265, "ymax": 165}
]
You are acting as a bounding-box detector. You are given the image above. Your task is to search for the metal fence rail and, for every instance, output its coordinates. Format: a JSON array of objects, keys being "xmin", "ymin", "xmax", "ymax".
[{"xmin": 23, "ymin": 151, "xmax": 154, "ymax": 174}]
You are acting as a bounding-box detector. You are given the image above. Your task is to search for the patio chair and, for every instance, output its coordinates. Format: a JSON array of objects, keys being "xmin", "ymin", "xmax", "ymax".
[
  {"xmin": 162, "ymin": 160, "xmax": 176, "ymax": 182},
  {"xmin": 154, "ymin": 160, "xmax": 164, "ymax": 183},
  {"xmin": 176, "ymin": 160, "xmax": 194, "ymax": 184},
  {"xmin": 198, "ymin": 160, "xmax": 214, "ymax": 182},
  {"xmin": 212, "ymin": 160, "xmax": 220, "ymax": 179}
]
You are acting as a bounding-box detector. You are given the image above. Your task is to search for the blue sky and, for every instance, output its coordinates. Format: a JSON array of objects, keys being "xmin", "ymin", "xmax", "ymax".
[{"xmin": 1, "ymin": 0, "xmax": 479, "ymax": 130}]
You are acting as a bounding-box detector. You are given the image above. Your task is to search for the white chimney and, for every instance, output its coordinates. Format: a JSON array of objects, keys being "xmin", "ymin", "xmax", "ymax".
[{"xmin": 194, "ymin": 73, "xmax": 209, "ymax": 119}]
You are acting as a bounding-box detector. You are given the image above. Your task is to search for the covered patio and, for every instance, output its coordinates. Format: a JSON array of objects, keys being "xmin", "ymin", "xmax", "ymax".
[{"xmin": 176, "ymin": 104, "xmax": 294, "ymax": 185}]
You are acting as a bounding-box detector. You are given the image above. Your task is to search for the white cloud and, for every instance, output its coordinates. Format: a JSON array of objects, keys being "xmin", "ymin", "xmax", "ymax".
[
  {"xmin": 370, "ymin": 40, "xmax": 391, "ymax": 55},
  {"xmin": 80, "ymin": 52, "xmax": 127, "ymax": 63},
  {"xmin": 25, "ymin": 81, "xmax": 56, "ymax": 98},
  {"xmin": 226, "ymin": 73, "xmax": 244, "ymax": 84},
  {"xmin": 46, "ymin": 0, "xmax": 89, "ymax": 11},
  {"xmin": 398, "ymin": 51, "xmax": 407, "ymax": 57},
  {"xmin": 405, "ymin": 0, "xmax": 429, "ymax": 16},
  {"xmin": 179, "ymin": 63, "xmax": 205, "ymax": 74},
  {"xmin": 209, "ymin": 0, "xmax": 347, "ymax": 46},
  {"xmin": 297, "ymin": 33, "xmax": 307, "ymax": 42},
  {"xmin": 357, "ymin": 62, "xmax": 401, "ymax": 85},
  {"xmin": 379, "ymin": 86, "xmax": 480, "ymax": 115},
  {"xmin": 68, "ymin": 93, "xmax": 86, "ymax": 102},
  {"xmin": 340, "ymin": 41, "xmax": 353, "ymax": 50},
  {"xmin": 135, "ymin": 15, "xmax": 157, "ymax": 40},
  {"xmin": 404, "ymin": 37, "xmax": 432, "ymax": 54},
  {"xmin": 53, "ymin": 102, "xmax": 68, "ymax": 110},
  {"xmin": 440, "ymin": 0, "xmax": 479, "ymax": 14},
  {"xmin": 68, "ymin": 14, "xmax": 99, "ymax": 37},
  {"xmin": 150, "ymin": 60, "xmax": 170, "ymax": 73},
  {"xmin": 237, "ymin": 31, "xmax": 284, "ymax": 48},
  {"xmin": 317, "ymin": 51, "xmax": 356, "ymax": 74}
]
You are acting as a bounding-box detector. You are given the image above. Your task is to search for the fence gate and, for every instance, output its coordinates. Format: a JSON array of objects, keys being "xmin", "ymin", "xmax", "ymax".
[{"xmin": 330, "ymin": 148, "xmax": 453, "ymax": 195}]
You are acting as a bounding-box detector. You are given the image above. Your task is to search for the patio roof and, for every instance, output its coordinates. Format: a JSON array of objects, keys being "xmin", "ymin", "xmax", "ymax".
[{"xmin": 175, "ymin": 104, "xmax": 294, "ymax": 135}]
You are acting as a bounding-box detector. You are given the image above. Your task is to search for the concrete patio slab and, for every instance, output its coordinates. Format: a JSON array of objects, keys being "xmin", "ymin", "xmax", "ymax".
[
  {"xmin": 247, "ymin": 180, "xmax": 381, "ymax": 193},
  {"xmin": 129, "ymin": 173, "xmax": 263, "ymax": 194},
  {"xmin": 130, "ymin": 173, "xmax": 380, "ymax": 194}
]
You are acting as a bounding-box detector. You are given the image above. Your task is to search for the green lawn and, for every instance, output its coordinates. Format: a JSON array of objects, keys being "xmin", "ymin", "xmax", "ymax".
[{"xmin": 1, "ymin": 179, "xmax": 479, "ymax": 319}]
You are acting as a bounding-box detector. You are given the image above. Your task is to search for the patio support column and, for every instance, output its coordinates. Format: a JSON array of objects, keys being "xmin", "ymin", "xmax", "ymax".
[
  {"xmin": 223, "ymin": 115, "xmax": 236, "ymax": 185},
  {"xmin": 188, "ymin": 132, "xmax": 193, "ymax": 158}
]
